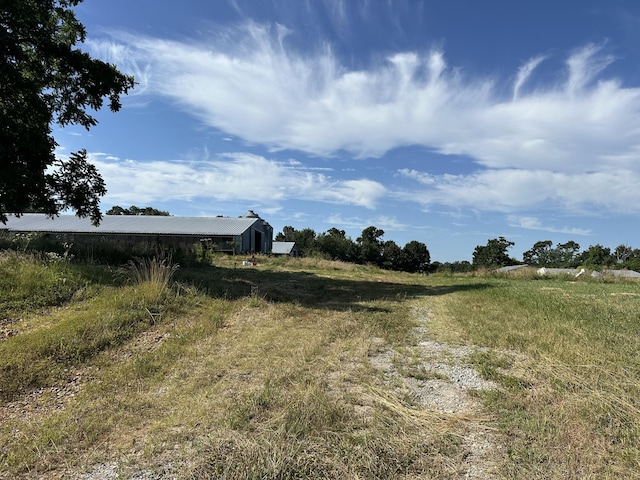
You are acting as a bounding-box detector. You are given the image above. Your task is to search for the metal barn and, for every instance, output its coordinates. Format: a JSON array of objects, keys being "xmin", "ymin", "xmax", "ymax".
[{"xmin": 0, "ymin": 211, "xmax": 273, "ymax": 254}]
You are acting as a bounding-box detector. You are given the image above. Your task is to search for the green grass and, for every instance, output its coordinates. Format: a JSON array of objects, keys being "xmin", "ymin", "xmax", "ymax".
[
  {"xmin": 1, "ymin": 253, "xmax": 640, "ymax": 478},
  {"xmin": 426, "ymin": 274, "xmax": 640, "ymax": 478}
]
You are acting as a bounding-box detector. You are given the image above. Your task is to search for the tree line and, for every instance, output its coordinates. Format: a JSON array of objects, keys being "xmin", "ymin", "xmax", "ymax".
[
  {"xmin": 275, "ymin": 226, "xmax": 431, "ymax": 273},
  {"xmin": 468, "ymin": 236, "xmax": 640, "ymax": 271},
  {"xmin": 106, "ymin": 205, "xmax": 170, "ymax": 216}
]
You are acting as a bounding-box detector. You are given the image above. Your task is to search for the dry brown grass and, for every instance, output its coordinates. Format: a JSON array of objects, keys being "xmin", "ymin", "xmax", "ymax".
[
  {"xmin": 0, "ymin": 258, "xmax": 476, "ymax": 478},
  {"xmin": 3, "ymin": 256, "xmax": 640, "ymax": 478}
]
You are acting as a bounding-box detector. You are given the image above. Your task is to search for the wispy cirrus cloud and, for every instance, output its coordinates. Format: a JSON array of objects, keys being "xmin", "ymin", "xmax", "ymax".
[
  {"xmin": 512, "ymin": 54, "xmax": 546, "ymax": 100},
  {"xmin": 86, "ymin": 23, "xmax": 640, "ymax": 220},
  {"xmin": 90, "ymin": 29, "xmax": 640, "ymax": 172}
]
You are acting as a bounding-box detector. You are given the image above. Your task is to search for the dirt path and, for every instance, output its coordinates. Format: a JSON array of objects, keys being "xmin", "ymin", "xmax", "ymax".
[{"xmin": 368, "ymin": 304, "xmax": 505, "ymax": 478}]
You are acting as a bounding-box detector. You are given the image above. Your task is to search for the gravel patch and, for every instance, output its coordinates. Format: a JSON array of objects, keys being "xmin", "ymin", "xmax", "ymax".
[{"xmin": 369, "ymin": 303, "xmax": 504, "ymax": 478}]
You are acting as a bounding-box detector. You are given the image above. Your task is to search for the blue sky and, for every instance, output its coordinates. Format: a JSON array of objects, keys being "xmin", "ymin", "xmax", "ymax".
[{"xmin": 56, "ymin": 0, "xmax": 640, "ymax": 262}]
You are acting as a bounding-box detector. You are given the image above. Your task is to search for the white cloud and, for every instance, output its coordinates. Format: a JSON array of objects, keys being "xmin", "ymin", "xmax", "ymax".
[
  {"xmin": 90, "ymin": 152, "xmax": 385, "ymax": 209},
  {"xmin": 396, "ymin": 168, "xmax": 436, "ymax": 185},
  {"xmin": 513, "ymin": 54, "xmax": 546, "ymax": 100},
  {"xmin": 396, "ymin": 168, "xmax": 640, "ymax": 215},
  {"xmin": 506, "ymin": 215, "xmax": 592, "ymax": 236},
  {"xmin": 565, "ymin": 43, "xmax": 614, "ymax": 96},
  {"xmin": 92, "ymin": 29, "xmax": 640, "ymax": 176},
  {"xmin": 324, "ymin": 213, "xmax": 411, "ymax": 233},
  {"xmin": 87, "ymin": 25, "xmax": 640, "ymax": 219}
]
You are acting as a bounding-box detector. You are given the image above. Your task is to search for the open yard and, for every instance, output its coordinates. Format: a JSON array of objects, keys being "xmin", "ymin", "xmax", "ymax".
[{"xmin": 1, "ymin": 253, "xmax": 640, "ymax": 479}]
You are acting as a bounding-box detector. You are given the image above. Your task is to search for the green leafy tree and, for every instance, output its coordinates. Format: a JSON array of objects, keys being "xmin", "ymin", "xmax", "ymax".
[
  {"xmin": 274, "ymin": 226, "xmax": 316, "ymax": 256},
  {"xmin": 554, "ymin": 240, "xmax": 581, "ymax": 267},
  {"xmin": 434, "ymin": 261, "xmax": 474, "ymax": 273},
  {"xmin": 357, "ymin": 226, "xmax": 385, "ymax": 266},
  {"xmin": 274, "ymin": 226, "xmax": 296, "ymax": 242},
  {"xmin": 106, "ymin": 205, "xmax": 170, "ymax": 216},
  {"xmin": 294, "ymin": 228, "xmax": 317, "ymax": 257},
  {"xmin": 523, "ymin": 240, "xmax": 553, "ymax": 266},
  {"xmin": 381, "ymin": 240, "xmax": 405, "ymax": 271},
  {"xmin": 622, "ymin": 248, "xmax": 640, "ymax": 271},
  {"xmin": 402, "ymin": 240, "xmax": 430, "ymax": 273},
  {"xmin": 316, "ymin": 228, "xmax": 358, "ymax": 262},
  {"xmin": 578, "ymin": 244, "xmax": 613, "ymax": 268},
  {"xmin": 472, "ymin": 237, "xmax": 515, "ymax": 268},
  {"xmin": 1, "ymin": 0, "xmax": 135, "ymax": 225}
]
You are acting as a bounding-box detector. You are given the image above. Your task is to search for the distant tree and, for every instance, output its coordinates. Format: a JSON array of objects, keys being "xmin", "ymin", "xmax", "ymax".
[
  {"xmin": 274, "ymin": 226, "xmax": 316, "ymax": 256},
  {"xmin": 577, "ymin": 244, "xmax": 613, "ymax": 268},
  {"xmin": 523, "ymin": 240, "xmax": 553, "ymax": 266},
  {"xmin": 357, "ymin": 226, "xmax": 385, "ymax": 266},
  {"xmin": 316, "ymin": 228, "xmax": 358, "ymax": 262},
  {"xmin": 381, "ymin": 240, "xmax": 405, "ymax": 271},
  {"xmin": 294, "ymin": 228, "xmax": 317, "ymax": 256},
  {"xmin": 274, "ymin": 226, "xmax": 296, "ymax": 242},
  {"xmin": 1, "ymin": 0, "xmax": 135, "ymax": 225},
  {"xmin": 105, "ymin": 205, "xmax": 126, "ymax": 216},
  {"xmin": 472, "ymin": 237, "xmax": 515, "ymax": 268},
  {"xmin": 614, "ymin": 244, "xmax": 634, "ymax": 264},
  {"xmin": 622, "ymin": 248, "xmax": 640, "ymax": 271},
  {"xmin": 434, "ymin": 261, "xmax": 474, "ymax": 273},
  {"xmin": 402, "ymin": 240, "xmax": 430, "ymax": 273},
  {"xmin": 427, "ymin": 261, "xmax": 443, "ymax": 274},
  {"xmin": 106, "ymin": 205, "xmax": 170, "ymax": 216},
  {"xmin": 554, "ymin": 240, "xmax": 581, "ymax": 267},
  {"xmin": 524, "ymin": 240, "xmax": 584, "ymax": 267}
]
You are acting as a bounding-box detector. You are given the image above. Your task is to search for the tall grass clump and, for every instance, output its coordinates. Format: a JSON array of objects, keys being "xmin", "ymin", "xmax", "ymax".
[
  {"xmin": 121, "ymin": 256, "xmax": 180, "ymax": 305},
  {"xmin": 124, "ymin": 256, "xmax": 179, "ymax": 287},
  {"xmin": 0, "ymin": 250, "xmax": 83, "ymax": 315},
  {"xmin": 0, "ymin": 256, "xmax": 186, "ymax": 402}
]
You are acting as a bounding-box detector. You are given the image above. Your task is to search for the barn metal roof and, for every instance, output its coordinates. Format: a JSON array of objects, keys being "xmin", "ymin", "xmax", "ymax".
[{"xmin": 0, "ymin": 214, "xmax": 263, "ymax": 236}]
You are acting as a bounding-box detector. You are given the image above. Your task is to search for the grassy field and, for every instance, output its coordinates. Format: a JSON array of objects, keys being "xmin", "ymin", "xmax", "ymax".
[{"xmin": 1, "ymin": 252, "xmax": 640, "ymax": 479}]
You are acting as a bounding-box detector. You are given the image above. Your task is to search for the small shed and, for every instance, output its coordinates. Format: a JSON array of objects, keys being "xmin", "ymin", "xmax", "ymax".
[{"xmin": 271, "ymin": 241, "xmax": 298, "ymax": 256}]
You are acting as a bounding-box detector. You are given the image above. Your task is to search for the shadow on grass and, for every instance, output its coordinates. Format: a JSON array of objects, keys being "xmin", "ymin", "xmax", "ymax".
[{"xmin": 176, "ymin": 265, "xmax": 492, "ymax": 312}]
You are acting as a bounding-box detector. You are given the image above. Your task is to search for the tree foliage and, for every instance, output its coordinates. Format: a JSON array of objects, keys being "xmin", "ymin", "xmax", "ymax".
[
  {"xmin": 577, "ymin": 244, "xmax": 613, "ymax": 267},
  {"xmin": 381, "ymin": 240, "xmax": 404, "ymax": 271},
  {"xmin": 274, "ymin": 225, "xmax": 430, "ymax": 273},
  {"xmin": 357, "ymin": 226, "xmax": 385, "ymax": 265},
  {"xmin": 472, "ymin": 237, "xmax": 515, "ymax": 268},
  {"xmin": 106, "ymin": 205, "xmax": 170, "ymax": 216},
  {"xmin": 316, "ymin": 228, "xmax": 359, "ymax": 263},
  {"xmin": 614, "ymin": 244, "xmax": 634, "ymax": 264},
  {"xmin": 402, "ymin": 240, "xmax": 430, "ymax": 273},
  {"xmin": 523, "ymin": 240, "xmax": 553, "ymax": 266},
  {"xmin": 1, "ymin": 0, "xmax": 135, "ymax": 225},
  {"xmin": 522, "ymin": 240, "xmax": 581, "ymax": 267},
  {"xmin": 275, "ymin": 226, "xmax": 317, "ymax": 257}
]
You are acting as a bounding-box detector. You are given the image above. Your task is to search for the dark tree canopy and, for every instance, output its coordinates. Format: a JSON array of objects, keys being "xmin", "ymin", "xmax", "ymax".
[
  {"xmin": 472, "ymin": 237, "xmax": 515, "ymax": 268},
  {"xmin": 316, "ymin": 228, "xmax": 359, "ymax": 263},
  {"xmin": 402, "ymin": 240, "xmax": 430, "ymax": 273},
  {"xmin": 106, "ymin": 205, "xmax": 171, "ymax": 216},
  {"xmin": 273, "ymin": 224, "xmax": 430, "ymax": 273},
  {"xmin": 274, "ymin": 226, "xmax": 317, "ymax": 256},
  {"xmin": 1, "ymin": 0, "xmax": 135, "ymax": 225},
  {"xmin": 357, "ymin": 226, "xmax": 385, "ymax": 265},
  {"xmin": 577, "ymin": 244, "xmax": 613, "ymax": 267}
]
